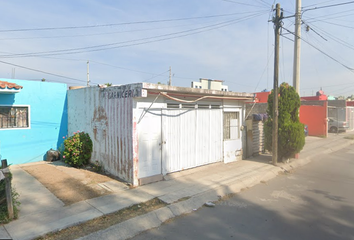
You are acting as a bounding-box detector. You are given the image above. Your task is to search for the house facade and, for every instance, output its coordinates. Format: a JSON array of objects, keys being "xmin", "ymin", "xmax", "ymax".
[
  {"xmin": 67, "ymin": 83, "xmax": 253, "ymax": 186},
  {"xmin": 0, "ymin": 79, "xmax": 67, "ymax": 165},
  {"xmin": 191, "ymin": 78, "xmax": 228, "ymax": 91}
]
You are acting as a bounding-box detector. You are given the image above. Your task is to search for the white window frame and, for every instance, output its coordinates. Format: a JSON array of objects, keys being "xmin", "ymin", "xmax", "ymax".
[{"xmin": 0, "ymin": 105, "xmax": 31, "ymax": 131}]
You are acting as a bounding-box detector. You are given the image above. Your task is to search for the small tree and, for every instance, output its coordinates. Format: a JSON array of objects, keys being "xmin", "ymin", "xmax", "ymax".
[{"xmin": 264, "ymin": 82, "xmax": 305, "ymax": 161}]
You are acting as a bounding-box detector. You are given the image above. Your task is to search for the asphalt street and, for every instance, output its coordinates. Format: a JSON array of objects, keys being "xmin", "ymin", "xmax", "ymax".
[{"xmin": 129, "ymin": 146, "xmax": 354, "ymax": 240}]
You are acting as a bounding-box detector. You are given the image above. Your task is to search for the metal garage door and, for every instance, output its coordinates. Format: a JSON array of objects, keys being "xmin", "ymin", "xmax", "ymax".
[{"xmin": 162, "ymin": 108, "xmax": 223, "ymax": 174}]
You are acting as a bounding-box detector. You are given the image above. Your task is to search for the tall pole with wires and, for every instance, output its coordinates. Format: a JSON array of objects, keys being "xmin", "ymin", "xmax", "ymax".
[
  {"xmin": 293, "ymin": 0, "xmax": 301, "ymax": 94},
  {"xmin": 168, "ymin": 66, "xmax": 172, "ymax": 86},
  {"xmin": 272, "ymin": 3, "xmax": 282, "ymax": 165},
  {"xmin": 87, "ymin": 60, "xmax": 90, "ymax": 87}
]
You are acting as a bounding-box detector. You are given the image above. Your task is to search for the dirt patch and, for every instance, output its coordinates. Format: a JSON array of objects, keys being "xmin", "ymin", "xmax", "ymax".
[
  {"xmin": 22, "ymin": 162, "xmax": 121, "ymax": 205},
  {"xmin": 35, "ymin": 198, "xmax": 166, "ymax": 240}
]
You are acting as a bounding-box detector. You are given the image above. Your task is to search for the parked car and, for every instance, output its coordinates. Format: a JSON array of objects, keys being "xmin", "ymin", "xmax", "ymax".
[{"xmin": 328, "ymin": 118, "xmax": 348, "ymax": 133}]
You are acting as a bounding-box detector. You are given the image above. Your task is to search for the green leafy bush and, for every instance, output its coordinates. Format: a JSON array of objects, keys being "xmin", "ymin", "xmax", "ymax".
[
  {"xmin": 264, "ymin": 82, "xmax": 305, "ymax": 161},
  {"xmin": 63, "ymin": 131, "xmax": 93, "ymax": 167}
]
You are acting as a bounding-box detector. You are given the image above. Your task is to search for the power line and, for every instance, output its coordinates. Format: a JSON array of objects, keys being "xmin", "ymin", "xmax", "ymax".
[
  {"xmin": 220, "ymin": 0, "xmax": 269, "ymax": 8},
  {"xmin": 282, "ymin": 27, "xmax": 354, "ymax": 73},
  {"xmin": 317, "ymin": 20, "xmax": 354, "ymax": 30},
  {"xmin": 303, "ymin": 1, "xmax": 354, "ymax": 11},
  {"xmin": 0, "ymin": 11, "xmax": 267, "ymax": 58},
  {"xmin": 254, "ymin": 0, "xmax": 272, "ymax": 8},
  {"xmin": 89, "ymin": 60, "xmax": 166, "ymax": 75},
  {"xmin": 302, "ymin": 0, "xmax": 338, "ymax": 9},
  {"xmin": 142, "ymin": 70, "xmax": 170, "ymax": 82},
  {"xmin": 0, "ymin": 60, "xmax": 92, "ymax": 84},
  {"xmin": 0, "ymin": 22, "xmax": 207, "ymax": 41},
  {"xmin": 0, "ymin": 48, "xmax": 181, "ymax": 78},
  {"xmin": 0, "ymin": 11, "xmax": 267, "ymax": 33},
  {"xmin": 304, "ymin": 9, "xmax": 354, "ymax": 24},
  {"xmin": 303, "ymin": 21, "xmax": 354, "ymax": 51}
]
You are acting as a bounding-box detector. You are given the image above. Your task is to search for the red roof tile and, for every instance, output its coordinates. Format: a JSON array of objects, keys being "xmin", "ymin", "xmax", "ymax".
[{"xmin": 0, "ymin": 80, "xmax": 23, "ymax": 90}]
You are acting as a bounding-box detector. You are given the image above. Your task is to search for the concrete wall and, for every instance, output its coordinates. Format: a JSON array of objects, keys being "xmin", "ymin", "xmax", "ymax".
[
  {"xmin": 328, "ymin": 100, "xmax": 346, "ymax": 107},
  {"xmin": 347, "ymin": 101, "xmax": 354, "ymax": 107},
  {"xmin": 346, "ymin": 107, "xmax": 354, "ymax": 130},
  {"xmin": 0, "ymin": 79, "xmax": 67, "ymax": 165},
  {"xmin": 245, "ymin": 103, "xmax": 268, "ymax": 119},
  {"xmin": 67, "ymin": 85, "xmax": 139, "ymax": 185}
]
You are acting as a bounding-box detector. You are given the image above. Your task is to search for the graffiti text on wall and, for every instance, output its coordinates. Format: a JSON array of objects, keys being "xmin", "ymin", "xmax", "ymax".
[{"xmin": 101, "ymin": 87, "xmax": 147, "ymax": 99}]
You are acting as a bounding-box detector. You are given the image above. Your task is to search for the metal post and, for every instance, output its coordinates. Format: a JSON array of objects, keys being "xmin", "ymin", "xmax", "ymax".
[
  {"xmin": 272, "ymin": 3, "xmax": 282, "ymax": 165},
  {"xmin": 1, "ymin": 159, "xmax": 13, "ymax": 219}
]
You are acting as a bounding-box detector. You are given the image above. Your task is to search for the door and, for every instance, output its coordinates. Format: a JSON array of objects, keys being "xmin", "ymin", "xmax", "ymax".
[
  {"xmin": 138, "ymin": 109, "xmax": 162, "ymax": 178},
  {"xmin": 223, "ymin": 110, "xmax": 242, "ymax": 163},
  {"xmin": 162, "ymin": 108, "xmax": 223, "ymax": 174}
]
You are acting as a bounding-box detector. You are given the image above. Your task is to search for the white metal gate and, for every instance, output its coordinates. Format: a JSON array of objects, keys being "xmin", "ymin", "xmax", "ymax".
[{"xmin": 162, "ymin": 108, "xmax": 223, "ymax": 174}]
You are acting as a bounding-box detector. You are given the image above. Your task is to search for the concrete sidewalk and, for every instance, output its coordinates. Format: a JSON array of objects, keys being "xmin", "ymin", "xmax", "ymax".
[{"xmin": 1, "ymin": 132, "xmax": 353, "ymax": 240}]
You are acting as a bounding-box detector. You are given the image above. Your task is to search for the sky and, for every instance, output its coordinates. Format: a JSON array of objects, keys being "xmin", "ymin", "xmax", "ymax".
[{"xmin": 0, "ymin": 0, "xmax": 353, "ymax": 97}]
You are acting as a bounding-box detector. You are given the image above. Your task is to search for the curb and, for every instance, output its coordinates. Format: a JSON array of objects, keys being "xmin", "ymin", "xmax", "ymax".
[{"xmin": 77, "ymin": 138, "xmax": 354, "ymax": 240}]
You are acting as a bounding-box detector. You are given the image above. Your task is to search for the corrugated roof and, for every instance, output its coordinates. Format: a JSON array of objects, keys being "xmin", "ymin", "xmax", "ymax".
[{"xmin": 0, "ymin": 80, "xmax": 23, "ymax": 90}]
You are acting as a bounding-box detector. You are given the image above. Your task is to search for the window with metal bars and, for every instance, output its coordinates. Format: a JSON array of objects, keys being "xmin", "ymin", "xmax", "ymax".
[
  {"xmin": 0, "ymin": 106, "xmax": 29, "ymax": 129},
  {"xmin": 223, "ymin": 112, "xmax": 239, "ymax": 140}
]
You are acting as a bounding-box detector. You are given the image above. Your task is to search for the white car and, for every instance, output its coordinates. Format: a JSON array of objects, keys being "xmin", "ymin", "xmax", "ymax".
[{"xmin": 328, "ymin": 118, "xmax": 348, "ymax": 133}]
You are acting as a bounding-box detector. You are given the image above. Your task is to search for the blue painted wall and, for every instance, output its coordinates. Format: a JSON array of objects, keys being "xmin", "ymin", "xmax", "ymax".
[{"xmin": 0, "ymin": 79, "xmax": 68, "ymax": 165}]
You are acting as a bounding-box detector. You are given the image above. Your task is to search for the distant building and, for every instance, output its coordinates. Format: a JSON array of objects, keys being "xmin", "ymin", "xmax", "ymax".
[
  {"xmin": 191, "ymin": 78, "xmax": 228, "ymax": 91},
  {"xmin": 301, "ymin": 90, "xmax": 327, "ymax": 101}
]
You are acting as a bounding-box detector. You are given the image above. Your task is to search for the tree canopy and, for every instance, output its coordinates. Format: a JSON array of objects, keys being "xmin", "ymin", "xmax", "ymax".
[{"xmin": 264, "ymin": 82, "xmax": 305, "ymax": 160}]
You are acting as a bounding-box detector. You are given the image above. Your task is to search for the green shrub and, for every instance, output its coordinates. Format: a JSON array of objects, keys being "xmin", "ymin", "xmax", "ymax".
[
  {"xmin": 63, "ymin": 131, "xmax": 93, "ymax": 167},
  {"xmin": 264, "ymin": 82, "xmax": 305, "ymax": 160}
]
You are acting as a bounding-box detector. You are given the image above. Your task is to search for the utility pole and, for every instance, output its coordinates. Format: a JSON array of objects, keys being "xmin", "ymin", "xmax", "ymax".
[
  {"xmin": 87, "ymin": 60, "xmax": 90, "ymax": 87},
  {"xmin": 11, "ymin": 68, "xmax": 15, "ymax": 79},
  {"xmin": 293, "ymin": 0, "xmax": 301, "ymax": 94},
  {"xmin": 168, "ymin": 66, "xmax": 172, "ymax": 86},
  {"xmin": 272, "ymin": 3, "xmax": 282, "ymax": 165}
]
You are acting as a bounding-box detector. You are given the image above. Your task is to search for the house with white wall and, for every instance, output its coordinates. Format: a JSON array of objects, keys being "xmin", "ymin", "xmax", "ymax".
[
  {"xmin": 191, "ymin": 78, "xmax": 228, "ymax": 91},
  {"xmin": 67, "ymin": 83, "xmax": 253, "ymax": 186}
]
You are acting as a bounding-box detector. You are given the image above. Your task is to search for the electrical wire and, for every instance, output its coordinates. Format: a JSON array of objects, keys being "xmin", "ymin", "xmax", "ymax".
[
  {"xmin": 0, "ymin": 60, "xmax": 93, "ymax": 84},
  {"xmin": 219, "ymin": 0, "xmax": 269, "ymax": 8},
  {"xmin": 0, "ymin": 22, "xmax": 215, "ymax": 41},
  {"xmin": 254, "ymin": 0, "xmax": 272, "ymax": 8},
  {"xmin": 302, "ymin": 1, "xmax": 354, "ymax": 11},
  {"xmin": 282, "ymin": 27, "xmax": 354, "ymax": 72},
  {"xmin": 142, "ymin": 70, "xmax": 170, "ymax": 82},
  {"xmin": 302, "ymin": 0, "xmax": 338, "ymax": 9},
  {"xmin": 253, "ymin": 50, "xmax": 274, "ymax": 92},
  {"xmin": 0, "ymin": 11, "xmax": 268, "ymax": 58},
  {"xmin": 304, "ymin": 21, "xmax": 354, "ymax": 52},
  {"xmin": 0, "ymin": 11, "xmax": 267, "ymax": 33},
  {"xmin": 317, "ymin": 20, "xmax": 354, "ymax": 30},
  {"xmin": 304, "ymin": 9, "xmax": 354, "ymax": 24}
]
